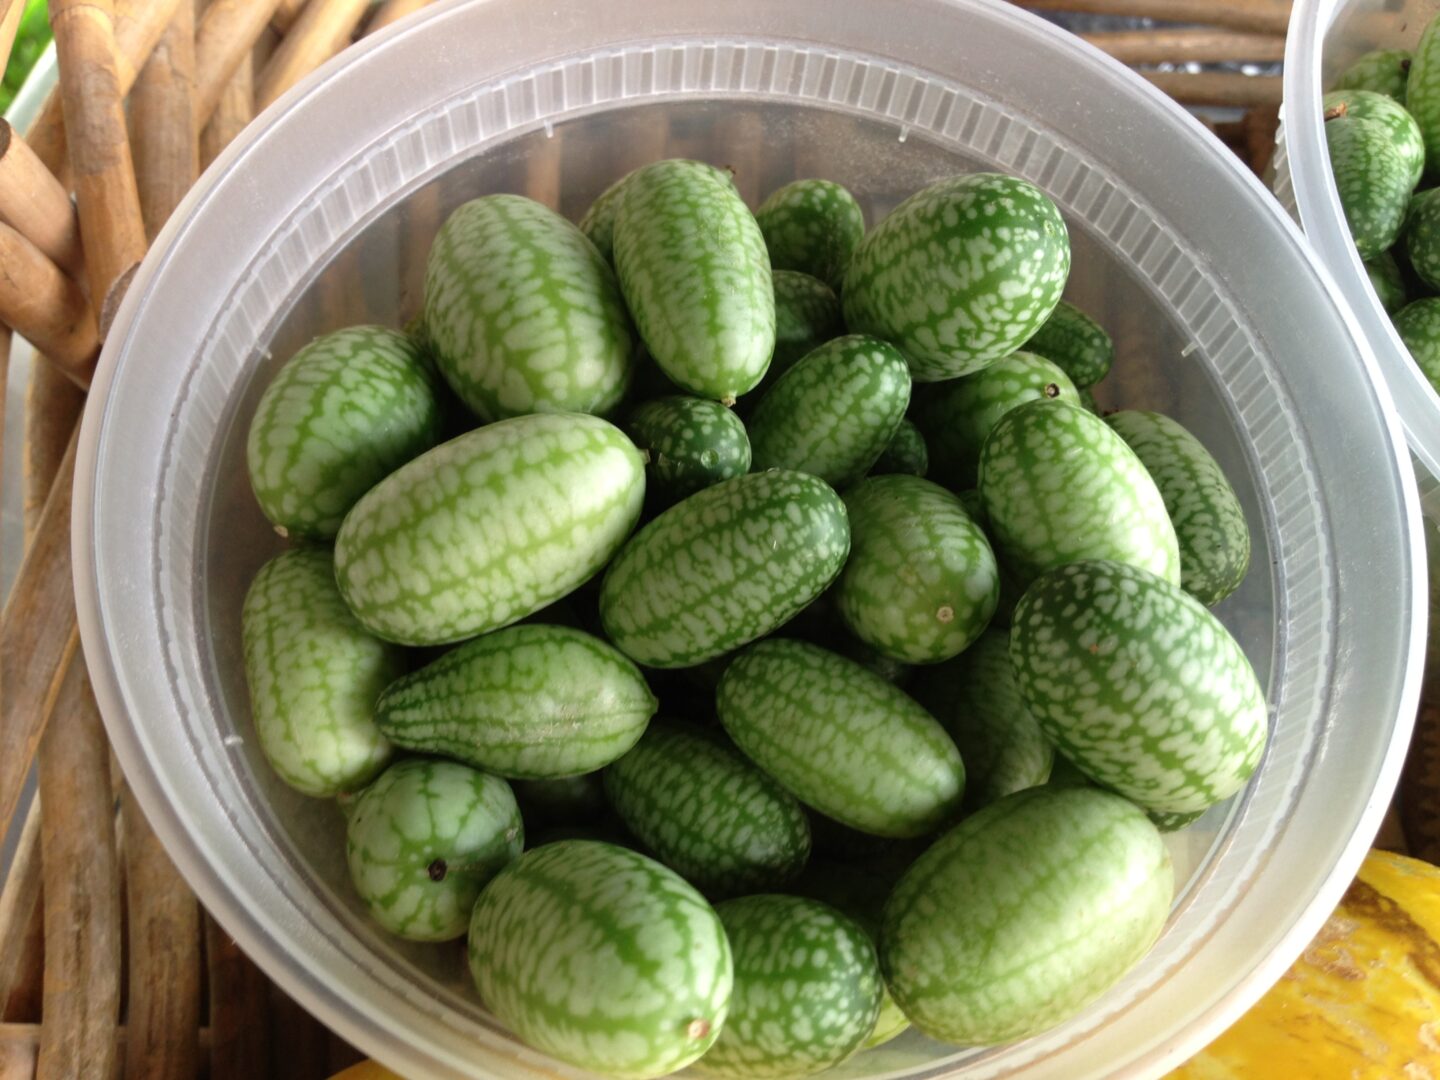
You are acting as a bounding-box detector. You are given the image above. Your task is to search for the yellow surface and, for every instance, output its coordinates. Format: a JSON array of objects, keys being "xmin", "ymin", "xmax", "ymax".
[{"xmin": 328, "ymin": 1064, "xmax": 406, "ymax": 1080}]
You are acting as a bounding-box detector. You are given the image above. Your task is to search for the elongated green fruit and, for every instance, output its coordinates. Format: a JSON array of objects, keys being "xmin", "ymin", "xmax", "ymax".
[
  {"xmin": 1021, "ymin": 300, "xmax": 1115, "ymax": 388},
  {"xmin": 599, "ymin": 470, "xmax": 850, "ymax": 668},
  {"xmin": 978, "ymin": 399, "xmax": 1181, "ymax": 588},
  {"xmin": 754, "ymin": 179, "xmax": 866, "ymax": 291},
  {"xmin": 1325, "ymin": 89, "xmax": 1425, "ymax": 190},
  {"xmin": 241, "ymin": 548, "xmax": 396, "ymax": 797},
  {"xmin": 1407, "ymin": 189, "xmax": 1440, "ymax": 292},
  {"xmin": 582, "ymin": 160, "xmax": 731, "ymax": 266},
  {"xmin": 604, "ymin": 724, "xmax": 811, "ymax": 895},
  {"xmin": 335, "ymin": 413, "xmax": 645, "ymax": 645},
  {"xmin": 614, "ymin": 160, "xmax": 775, "ymax": 401},
  {"xmin": 1407, "ymin": 18, "xmax": 1440, "ymax": 179},
  {"xmin": 1336, "ymin": 47, "xmax": 1411, "ymax": 101},
  {"xmin": 1366, "ymin": 250, "xmax": 1408, "ymax": 314},
  {"xmin": 717, "ymin": 639, "xmax": 964, "ymax": 838},
  {"xmin": 345, "ymin": 759, "xmax": 522, "ymax": 941},
  {"xmin": 843, "ymin": 173, "xmax": 1070, "ymax": 381},
  {"xmin": 1010, "ymin": 560, "xmax": 1268, "ymax": 814},
  {"xmin": 763, "ymin": 269, "xmax": 842, "ymax": 395},
  {"xmin": 468, "ymin": 840, "xmax": 732, "ymax": 1079},
  {"xmin": 1327, "ymin": 115, "xmax": 1412, "ymax": 259},
  {"xmin": 1393, "ymin": 297, "xmax": 1440, "ymax": 393},
  {"xmin": 625, "ymin": 395, "xmax": 751, "ymax": 504},
  {"xmin": 871, "ymin": 418, "xmax": 928, "ymax": 477},
  {"xmin": 424, "ymin": 195, "xmax": 635, "ymax": 421},
  {"xmin": 881, "ymin": 786, "xmax": 1173, "ymax": 1045}
]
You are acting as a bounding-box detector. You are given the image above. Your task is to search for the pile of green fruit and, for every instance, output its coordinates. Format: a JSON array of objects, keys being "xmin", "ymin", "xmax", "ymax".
[{"xmin": 241, "ymin": 158, "xmax": 1264, "ymax": 1078}]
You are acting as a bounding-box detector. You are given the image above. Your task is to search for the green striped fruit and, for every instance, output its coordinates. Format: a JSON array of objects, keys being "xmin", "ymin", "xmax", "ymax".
[
  {"xmin": 614, "ymin": 159, "xmax": 775, "ymax": 402},
  {"xmin": 1327, "ymin": 114, "xmax": 1412, "ymax": 259},
  {"xmin": 1407, "ymin": 17, "xmax": 1440, "ymax": 179},
  {"xmin": 599, "ymin": 470, "xmax": 850, "ymax": 668},
  {"xmin": 871, "ymin": 418, "xmax": 928, "ymax": 477},
  {"xmin": 838, "ymin": 475, "xmax": 998, "ymax": 663},
  {"xmin": 843, "ymin": 173, "xmax": 1070, "ymax": 381},
  {"xmin": 1366, "ymin": 250, "xmax": 1409, "ymax": 314},
  {"xmin": 603, "ymin": 723, "xmax": 811, "ymax": 895},
  {"xmin": 1406, "ymin": 187, "xmax": 1440, "ymax": 290},
  {"xmin": 754, "ymin": 179, "xmax": 866, "ymax": 291},
  {"xmin": 1336, "ymin": 47, "xmax": 1412, "ymax": 101},
  {"xmin": 748, "ymin": 334, "xmax": 911, "ymax": 488},
  {"xmin": 424, "ymin": 195, "xmax": 635, "ymax": 421},
  {"xmin": 625, "ymin": 395, "xmax": 751, "ymax": 504},
  {"xmin": 374, "ymin": 624, "xmax": 656, "ymax": 778},
  {"xmin": 468, "ymin": 840, "xmax": 732, "ymax": 1079},
  {"xmin": 513, "ymin": 772, "xmax": 607, "ymax": 829},
  {"xmin": 345, "ymin": 759, "xmax": 522, "ymax": 941},
  {"xmin": 579, "ymin": 173, "xmax": 629, "ymax": 264},
  {"xmin": 910, "ymin": 629, "xmax": 1053, "ymax": 811},
  {"xmin": 1105, "ymin": 410, "xmax": 1251, "ymax": 605},
  {"xmin": 717, "ymin": 639, "xmax": 965, "ymax": 838},
  {"xmin": 1325, "ymin": 89, "xmax": 1425, "ymax": 190},
  {"xmin": 698, "ymin": 896, "xmax": 882, "ymax": 1079},
  {"xmin": 1021, "ymin": 299, "xmax": 1115, "ymax": 388},
  {"xmin": 1393, "ymin": 297, "xmax": 1440, "ymax": 393},
  {"xmin": 880, "ymin": 786, "xmax": 1173, "ymax": 1045},
  {"xmin": 1010, "ymin": 560, "xmax": 1268, "ymax": 815},
  {"xmin": 978, "ymin": 399, "xmax": 1181, "ymax": 588},
  {"xmin": 241, "ymin": 548, "xmax": 396, "ymax": 797},
  {"xmin": 955, "ymin": 489, "xmax": 1026, "ymax": 627},
  {"xmin": 334, "ymin": 412, "xmax": 645, "ymax": 646},
  {"xmin": 765, "ymin": 269, "xmax": 843, "ymax": 391},
  {"xmin": 1149, "ymin": 808, "xmax": 1206, "ymax": 833}
]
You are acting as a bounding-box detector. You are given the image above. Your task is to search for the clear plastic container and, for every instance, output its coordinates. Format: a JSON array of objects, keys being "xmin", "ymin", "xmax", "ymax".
[{"xmin": 73, "ymin": 1, "xmax": 1426, "ymax": 1077}]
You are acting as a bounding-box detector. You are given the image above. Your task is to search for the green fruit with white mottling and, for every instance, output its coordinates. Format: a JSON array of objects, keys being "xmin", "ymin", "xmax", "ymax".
[
  {"xmin": 468, "ymin": 840, "xmax": 732, "ymax": 1079},
  {"xmin": 843, "ymin": 173, "xmax": 1070, "ymax": 381},
  {"xmin": 838, "ymin": 475, "xmax": 998, "ymax": 663},
  {"xmin": 424, "ymin": 195, "xmax": 635, "ymax": 421},
  {"xmin": 1010, "ymin": 560, "xmax": 1268, "ymax": 814},
  {"xmin": 1366, "ymin": 250, "xmax": 1409, "ymax": 314},
  {"xmin": 625, "ymin": 395, "xmax": 751, "ymax": 504},
  {"xmin": 614, "ymin": 160, "xmax": 774, "ymax": 402},
  {"xmin": 871, "ymin": 418, "xmax": 928, "ymax": 477},
  {"xmin": 754, "ymin": 179, "xmax": 865, "ymax": 291},
  {"xmin": 1105, "ymin": 410, "xmax": 1251, "ymax": 605},
  {"xmin": 880, "ymin": 786, "xmax": 1173, "ymax": 1045},
  {"xmin": 1325, "ymin": 89, "xmax": 1425, "ymax": 190},
  {"xmin": 345, "ymin": 759, "xmax": 522, "ymax": 941},
  {"xmin": 374, "ymin": 624, "xmax": 656, "ymax": 778},
  {"xmin": 579, "ymin": 174, "xmax": 629, "ymax": 264},
  {"xmin": 599, "ymin": 470, "xmax": 850, "ymax": 668},
  {"xmin": 1021, "ymin": 299, "xmax": 1115, "ymax": 388},
  {"xmin": 1149, "ymin": 808, "xmax": 1206, "ymax": 833},
  {"xmin": 698, "ymin": 895, "xmax": 882, "ymax": 1078},
  {"xmin": 749, "ymin": 334, "xmax": 911, "ymax": 488},
  {"xmin": 718, "ymin": 639, "xmax": 964, "ymax": 838},
  {"xmin": 334, "ymin": 412, "xmax": 645, "ymax": 646},
  {"xmin": 246, "ymin": 326, "xmax": 442, "ymax": 540},
  {"xmin": 1407, "ymin": 188, "xmax": 1440, "ymax": 290},
  {"xmin": 978, "ymin": 399, "xmax": 1181, "ymax": 588},
  {"xmin": 1327, "ymin": 115, "xmax": 1412, "ymax": 259},
  {"xmin": 1336, "ymin": 47, "xmax": 1411, "ymax": 101},
  {"xmin": 603, "ymin": 723, "xmax": 811, "ymax": 895},
  {"xmin": 241, "ymin": 548, "xmax": 396, "ymax": 798},
  {"xmin": 1393, "ymin": 297, "xmax": 1440, "ymax": 393},
  {"xmin": 1407, "ymin": 18, "xmax": 1440, "ymax": 179},
  {"xmin": 765, "ymin": 269, "xmax": 843, "ymax": 390}
]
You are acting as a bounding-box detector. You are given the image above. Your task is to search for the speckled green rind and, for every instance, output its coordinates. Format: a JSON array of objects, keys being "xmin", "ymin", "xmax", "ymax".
[
  {"xmin": 374, "ymin": 624, "xmax": 656, "ymax": 778},
  {"xmin": 978, "ymin": 399, "xmax": 1181, "ymax": 589},
  {"xmin": 1392, "ymin": 297, "xmax": 1440, "ymax": 393},
  {"xmin": 1327, "ymin": 115, "xmax": 1412, "ymax": 259},
  {"xmin": 1408, "ymin": 18, "xmax": 1440, "ymax": 179},
  {"xmin": 843, "ymin": 173, "xmax": 1070, "ymax": 381},
  {"xmin": 1149, "ymin": 808, "xmax": 1206, "ymax": 833},
  {"xmin": 424, "ymin": 195, "xmax": 635, "ymax": 422},
  {"xmin": 625, "ymin": 396, "xmax": 751, "ymax": 504},
  {"xmin": 1406, "ymin": 187, "xmax": 1440, "ymax": 289},
  {"xmin": 838, "ymin": 475, "xmax": 998, "ymax": 664},
  {"xmin": 697, "ymin": 896, "xmax": 882, "ymax": 1079},
  {"xmin": 748, "ymin": 334, "xmax": 911, "ymax": 488},
  {"xmin": 1020, "ymin": 300, "xmax": 1114, "ymax": 389},
  {"xmin": 1104, "ymin": 410, "xmax": 1251, "ymax": 606},
  {"xmin": 910, "ymin": 630, "xmax": 1053, "ymax": 812},
  {"xmin": 603, "ymin": 724, "xmax": 811, "ymax": 896},
  {"xmin": 579, "ymin": 173, "xmax": 629, "ymax": 264},
  {"xmin": 913, "ymin": 350, "xmax": 1079, "ymax": 490},
  {"xmin": 762, "ymin": 270, "xmax": 843, "ymax": 396},
  {"xmin": 468, "ymin": 840, "xmax": 732, "ymax": 1079},
  {"xmin": 345, "ymin": 759, "xmax": 522, "ymax": 942},
  {"xmin": 513, "ymin": 773, "xmax": 607, "ymax": 829},
  {"xmin": 1325, "ymin": 89, "xmax": 1425, "ymax": 190},
  {"xmin": 614, "ymin": 160, "xmax": 775, "ymax": 402},
  {"xmin": 1336, "ymin": 47, "xmax": 1411, "ymax": 101},
  {"xmin": 880, "ymin": 786, "xmax": 1173, "ymax": 1045},
  {"xmin": 1366, "ymin": 250, "xmax": 1409, "ymax": 314},
  {"xmin": 717, "ymin": 639, "xmax": 965, "ymax": 838},
  {"xmin": 241, "ymin": 549, "xmax": 397, "ymax": 797},
  {"xmin": 599, "ymin": 470, "xmax": 850, "ymax": 668},
  {"xmin": 754, "ymin": 179, "xmax": 866, "ymax": 291},
  {"xmin": 334, "ymin": 413, "xmax": 645, "ymax": 646},
  {"xmin": 871, "ymin": 418, "xmax": 928, "ymax": 477},
  {"xmin": 1010, "ymin": 560, "xmax": 1268, "ymax": 815},
  {"xmin": 246, "ymin": 326, "xmax": 442, "ymax": 540}
]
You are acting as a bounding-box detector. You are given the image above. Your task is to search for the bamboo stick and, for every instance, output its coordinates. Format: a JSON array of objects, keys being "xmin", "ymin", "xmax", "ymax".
[
  {"xmin": 255, "ymin": 0, "xmax": 369, "ymax": 112},
  {"xmin": 0, "ymin": 1024, "xmax": 37, "ymax": 1079},
  {"xmin": 205, "ymin": 916, "xmax": 271, "ymax": 1080},
  {"xmin": 0, "ymin": 2, "xmax": 27, "ymax": 96},
  {"xmin": 0, "ymin": 798, "xmax": 41, "ymax": 1014},
  {"xmin": 193, "ymin": 0, "xmax": 285, "ymax": 137},
  {"xmin": 1140, "ymin": 71, "xmax": 1283, "ymax": 108},
  {"xmin": 367, "ymin": 0, "xmax": 432, "ymax": 34},
  {"xmin": 1, "ymin": 1022, "xmax": 213, "ymax": 1062},
  {"xmin": 1080, "ymin": 28, "xmax": 1287, "ymax": 65},
  {"xmin": 132, "ymin": 1, "xmax": 198, "ymax": 244},
  {"xmin": 0, "ymin": 223, "xmax": 97, "ymax": 386},
  {"xmin": 271, "ymin": 0, "xmax": 308, "ymax": 32},
  {"xmin": 21, "ymin": 368, "xmax": 82, "ymax": 542},
  {"xmin": 0, "ymin": 122, "xmax": 84, "ymax": 279},
  {"xmin": 268, "ymin": 988, "xmax": 329, "ymax": 1080},
  {"xmin": 200, "ymin": 55, "xmax": 252, "ymax": 172},
  {"xmin": 1020, "ymin": 0, "xmax": 1291, "ymax": 36}
]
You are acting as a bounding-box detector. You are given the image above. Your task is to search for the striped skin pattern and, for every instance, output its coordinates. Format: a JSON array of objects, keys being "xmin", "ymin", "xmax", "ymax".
[
  {"xmin": 871, "ymin": 418, "xmax": 928, "ymax": 478},
  {"xmin": 1335, "ymin": 47, "xmax": 1412, "ymax": 101},
  {"xmin": 1406, "ymin": 188, "xmax": 1440, "ymax": 290},
  {"xmin": 423, "ymin": 195, "xmax": 635, "ymax": 422},
  {"xmin": 753, "ymin": 179, "xmax": 866, "ymax": 291},
  {"xmin": 603, "ymin": 723, "xmax": 811, "ymax": 895},
  {"xmin": 1009, "ymin": 560, "xmax": 1269, "ymax": 815},
  {"xmin": 246, "ymin": 326, "xmax": 442, "ymax": 540},
  {"xmin": 625, "ymin": 395, "xmax": 751, "ymax": 504},
  {"xmin": 345, "ymin": 759, "xmax": 522, "ymax": 941},
  {"xmin": 374, "ymin": 624, "xmax": 657, "ymax": 779},
  {"xmin": 334, "ymin": 413, "xmax": 645, "ymax": 646},
  {"xmin": 910, "ymin": 629, "xmax": 1054, "ymax": 811},
  {"xmin": 748, "ymin": 334, "xmax": 911, "ymax": 488},
  {"xmin": 467, "ymin": 840, "xmax": 732, "ymax": 1079},
  {"xmin": 1324, "ymin": 89, "xmax": 1425, "ymax": 190},
  {"xmin": 579, "ymin": 173, "xmax": 629, "ymax": 264},
  {"xmin": 838, "ymin": 475, "xmax": 999, "ymax": 664},
  {"xmin": 1021, "ymin": 300, "xmax": 1115, "ymax": 389},
  {"xmin": 241, "ymin": 548, "xmax": 397, "ymax": 797},
  {"xmin": 698, "ymin": 896, "xmax": 882, "ymax": 1078},
  {"xmin": 843, "ymin": 173, "xmax": 1070, "ymax": 381},
  {"xmin": 1393, "ymin": 298, "xmax": 1440, "ymax": 393},
  {"xmin": 1409, "ymin": 18, "xmax": 1440, "ymax": 180},
  {"xmin": 760, "ymin": 269, "xmax": 843, "ymax": 398},
  {"xmin": 613, "ymin": 160, "xmax": 775, "ymax": 402},
  {"xmin": 1327, "ymin": 115, "xmax": 1412, "ymax": 259},
  {"xmin": 599, "ymin": 471, "xmax": 850, "ymax": 668},
  {"xmin": 880, "ymin": 786, "xmax": 1173, "ymax": 1045},
  {"xmin": 717, "ymin": 639, "xmax": 965, "ymax": 838},
  {"xmin": 1366, "ymin": 250, "xmax": 1409, "ymax": 314},
  {"xmin": 978, "ymin": 399, "xmax": 1181, "ymax": 589},
  {"xmin": 1105, "ymin": 410, "xmax": 1252, "ymax": 606}
]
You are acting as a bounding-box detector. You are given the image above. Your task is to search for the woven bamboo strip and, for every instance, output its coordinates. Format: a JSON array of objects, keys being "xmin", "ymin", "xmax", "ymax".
[
  {"xmin": 255, "ymin": 0, "xmax": 369, "ymax": 111},
  {"xmin": 0, "ymin": 123, "xmax": 83, "ymax": 278}
]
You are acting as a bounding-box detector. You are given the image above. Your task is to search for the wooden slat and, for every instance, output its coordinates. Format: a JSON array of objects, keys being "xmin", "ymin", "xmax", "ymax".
[
  {"xmin": 131, "ymin": 0, "xmax": 199, "ymax": 244},
  {"xmin": 0, "ymin": 122, "xmax": 85, "ymax": 279},
  {"xmin": 254, "ymin": 0, "xmax": 369, "ymax": 111},
  {"xmin": 205, "ymin": 916, "xmax": 270, "ymax": 1080},
  {"xmin": 0, "ymin": 797, "xmax": 41, "ymax": 1016},
  {"xmin": 193, "ymin": 0, "xmax": 285, "ymax": 136},
  {"xmin": 1080, "ymin": 28, "xmax": 1287, "ymax": 65},
  {"xmin": 0, "ymin": 222, "xmax": 96, "ymax": 386},
  {"xmin": 1020, "ymin": 0, "xmax": 1291, "ymax": 35},
  {"xmin": 1140, "ymin": 71, "xmax": 1284, "ymax": 108},
  {"xmin": 199, "ymin": 55, "xmax": 253, "ymax": 171}
]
